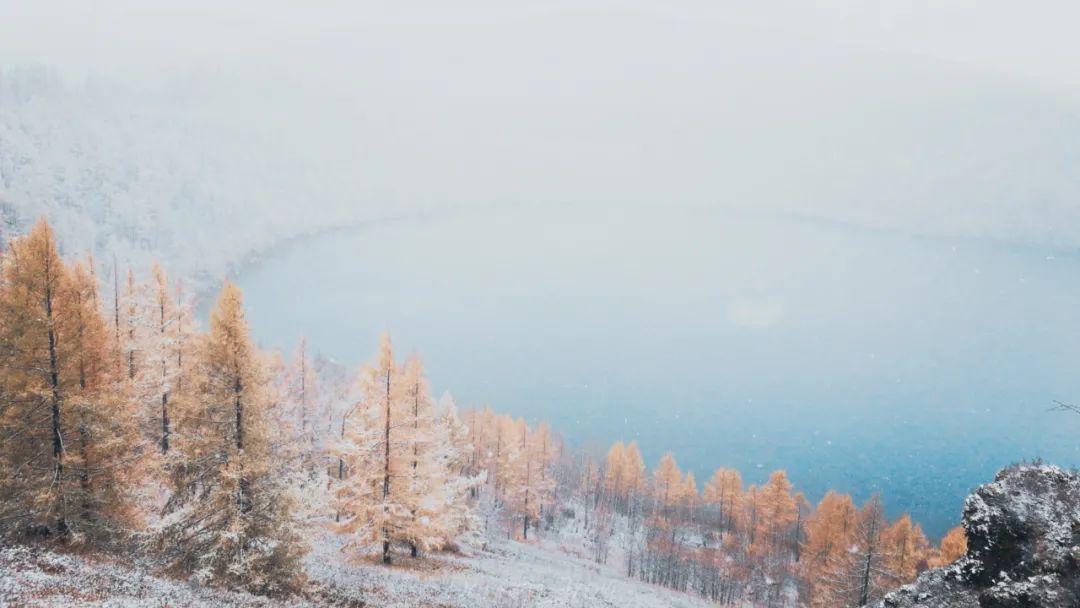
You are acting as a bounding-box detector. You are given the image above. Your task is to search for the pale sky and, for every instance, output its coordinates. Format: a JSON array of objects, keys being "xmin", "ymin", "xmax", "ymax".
[{"xmin": 4, "ymin": 1, "xmax": 1080, "ymax": 90}]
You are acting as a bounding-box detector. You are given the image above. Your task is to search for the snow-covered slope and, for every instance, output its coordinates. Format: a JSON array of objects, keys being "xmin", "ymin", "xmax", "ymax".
[
  {"xmin": 1, "ymin": 532, "xmax": 713, "ymax": 608},
  {"xmin": 304, "ymin": 530, "xmax": 711, "ymax": 608},
  {"xmin": 0, "ymin": 545, "xmax": 297, "ymax": 608}
]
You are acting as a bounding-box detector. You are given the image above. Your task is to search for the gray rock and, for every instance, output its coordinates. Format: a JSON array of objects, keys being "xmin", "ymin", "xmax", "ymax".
[{"xmin": 873, "ymin": 463, "xmax": 1080, "ymax": 608}]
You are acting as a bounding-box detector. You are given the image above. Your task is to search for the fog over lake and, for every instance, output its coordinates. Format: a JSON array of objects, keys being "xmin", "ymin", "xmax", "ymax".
[{"xmin": 236, "ymin": 203, "xmax": 1080, "ymax": 538}]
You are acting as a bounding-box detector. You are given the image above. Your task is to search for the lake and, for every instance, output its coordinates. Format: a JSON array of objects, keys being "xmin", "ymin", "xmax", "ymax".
[{"xmin": 235, "ymin": 203, "xmax": 1080, "ymax": 538}]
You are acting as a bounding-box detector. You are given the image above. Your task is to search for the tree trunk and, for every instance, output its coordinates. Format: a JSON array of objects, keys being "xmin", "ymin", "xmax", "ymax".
[
  {"xmin": 160, "ymin": 293, "xmax": 169, "ymax": 453},
  {"xmin": 860, "ymin": 552, "xmax": 873, "ymax": 606},
  {"xmin": 45, "ymin": 262, "xmax": 65, "ymax": 534},
  {"xmin": 78, "ymin": 422, "xmax": 90, "ymax": 524},
  {"xmin": 336, "ymin": 411, "xmax": 346, "ymax": 522},
  {"xmin": 233, "ymin": 368, "xmax": 248, "ymax": 514},
  {"xmin": 112, "ymin": 258, "xmax": 120, "ymax": 353},
  {"xmin": 75, "ymin": 293, "xmax": 91, "ymax": 526},
  {"xmin": 161, "ymin": 392, "xmax": 169, "ymax": 453},
  {"xmin": 299, "ymin": 339, "xmax": 307, "ymax": 434},
  {"xmin": 410, "ymin": 380, "xmax": 418, "ymax": 559},
  {"xmin": 382, "ymin": 369, "xmax": 392, "ymax": 565},
  {"xmin": 175, "ymin": 282, "xmax": 183, "ymax": 392},
  {"xmin": 234, "ymin": 377, "xmax": 244, "ymax": 451}
]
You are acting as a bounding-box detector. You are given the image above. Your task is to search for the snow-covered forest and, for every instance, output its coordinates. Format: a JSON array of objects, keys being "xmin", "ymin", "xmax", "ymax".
[
  {"xmin": 0, "ymin": 219, "xmax": 966, "ymax": 607},
  {"xmin": 0, "ymin": 67, "xmax": 407, "ymax": 288}
]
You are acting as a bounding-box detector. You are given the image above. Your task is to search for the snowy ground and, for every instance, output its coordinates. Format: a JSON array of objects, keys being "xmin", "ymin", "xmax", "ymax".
[
  {"xmin": 305, "ymin": 530, "xmax": 712, "ymax": 608},
  {"xmin": 0, "ymin": 533, "xmax": 713, "ymax": 608},
  {"xmin": 0, "ymin": 544, "xmax": 295, "ymax": 608}
]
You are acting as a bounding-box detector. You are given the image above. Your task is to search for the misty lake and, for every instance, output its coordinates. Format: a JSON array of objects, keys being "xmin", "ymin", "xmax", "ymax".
[{"xmin": 235, "ymin": 204, "xmax": 1080, "ymax": 538}]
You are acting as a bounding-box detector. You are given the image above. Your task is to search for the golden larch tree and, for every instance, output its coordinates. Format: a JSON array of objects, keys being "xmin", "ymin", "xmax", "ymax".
[
  {"xmin": 621, "ymin": 441, "xmax": 646, "ymax": 513},
  {"xmin": 802, "ymin": 491, "xmax": 858, "ymax": 606},
  {"xmin": 161, "ymin": 282, "xmax": 304, "ymax": 594},
  {"xmin": 882, "ymin": 514, "xmax": 929, "ymax": 586},
  {"xmin": 754, "ymin": 470, "xmax": 798, "ymax": 559},
  {"xmin": 334, "ymin": 335, "xmax": 420, "ymax": 564},
  {"xmin": 0, "ymin": 219, "xmax": 139, "ymax": 542},
  {"xmin": 704, "ymin": 468, "xmax": 743, "ymax": 537},
  {"xmin": 604, "ymin": 441, "xmax": 627, "ymax": 505},
  {"xmin": 928, "ymin": 525, "xmax": 967, "ymax": 567},
  {"xmin": 653, "ymin": 452, "xmax": 683, "ymax": 510}
]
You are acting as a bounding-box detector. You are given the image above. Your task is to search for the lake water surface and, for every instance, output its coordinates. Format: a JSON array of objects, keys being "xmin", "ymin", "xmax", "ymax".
[{"xmin": 235, "ymin": 204, "xmax": 1080, "ymax": 538}]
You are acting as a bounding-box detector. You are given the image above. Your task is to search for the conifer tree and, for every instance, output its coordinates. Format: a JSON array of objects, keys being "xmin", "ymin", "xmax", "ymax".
[
  {"xmin": 0, "ymin": 219, "xmax": 138, "ymax": 542},
  {"xmin": 514, "ymin": 420, "xmax": 536, "ymax": 540},
  {"xmin": 792, "ymin": 491, "xmax": 811, "ymax": 563},
  {"xmin": 743, "ymin": 485, "xmax": 761, "ymax": 547},
  {"xmin": 927, "ymin": 525, "xmax": 966, "ymax": 567},
  {"xmin": 881, "ymin": 514, "xmax": 928, "ymax": 586},
  {"xmin": 431, "ymin": 395, "xmax": 481, "ymax": 548},
  {"xmin": 816, "ymin": 495, "xmax": 890, "ymax": 607},
  {"xmin": 118, "ymin": 266, "xmax": 167, "ymax": 460},
  {"xmin": 492, "ymin": 417, "xmax": 530, "ymax": 539},
  {"xmin": 161, "ymin": 282, "xmax": 304, "ymax": 594},
  {"xmin": 803, "ymin": 491, "xmax": 856, "ymax": 563},
  {"xmin": 335, "ymin": 335, "xmax": 412, "ymax": 564},
  {"xmin": 122, "ymin": 268, "xmax": 142, "ymax": 381},
  {"xmin": 621, "ymin": 441, "xmax": 646, "ymax": 515},
  {"xmin": 754, "ymin": 470, "xmax": 797, "ymax": 559},
  {"xmin": 704, "ymin": 468, "xmax": 743, "ymax": 537},
  {"xmin": 802, "ymin": 491, "xmax": 858, "ymax": 606},
  {"xmin": 335, "ymin": 338, "xmax": 479, "ymax": 561},
  {"xmin": 495, "ymin": 415, "xmax": 525, "ymax": 512},
  {"xmin": 400, "ymin": 353, "xmax": 441, "ymax": 555},
  {"xmin": 531, "ymin": 422, "xmax": 556, "ymax": 522},
  {"xmin": 313, "ymin": 353, "xmax": 353, "ymax": 491},
  {"xmin": 676, "ymin": 471, "xmax": 698, "ymax": 525},
  {"xmin": 653, "ymin": 452, "xmax": 682, "ymax": 510},
  {"xmin": 287, "ymin": 337, "xmax": 319, "ymax": 463},
  {"xmin": 141, "ymin": 264, "xmax": 192, "ymax": 455},
  {"xmin": 604, "ymin": 441, "xmax": 627, "ymax": 504},
  {"xmin": 581, "ymin": 457, "xmax": 600, "ymax": 530},
  {"xmin": 173, "ymin": 278, "xmax": 193, "ymax": 394},
  {"xmin": 677, "ymin": 471, "xmax": 699, "ymax": 536},
  {"xmin": 66, "ymin": 261, "xmax": 142, "ymax": 536}
]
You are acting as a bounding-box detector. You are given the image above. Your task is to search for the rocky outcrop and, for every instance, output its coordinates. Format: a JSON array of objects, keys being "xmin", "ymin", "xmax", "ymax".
[{"xmin": 875, "ymin": 463, "xmax": 1080, "ymax": 608}]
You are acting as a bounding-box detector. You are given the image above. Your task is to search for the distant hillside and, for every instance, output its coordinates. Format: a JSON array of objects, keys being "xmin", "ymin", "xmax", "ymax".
[
  {"xmin": 7, "ymin": 39, "xmax": 1080, "ymax": 292},
  {"xmin": 0, "ymin": 67, "xmax": 389, "ymax": 288}
]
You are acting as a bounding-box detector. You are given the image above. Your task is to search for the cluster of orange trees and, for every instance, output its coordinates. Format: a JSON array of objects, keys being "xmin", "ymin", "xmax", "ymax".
[
  {"xmin": 434, "ymin": 408, "xmax": 968, "ymax": 606},
  {"xmin": 0, "ymin": 220, "xmax": 304, "ymax": 593},
  {"xmin": 568, "ymin": 444, "xmax": 968, "ymax": 606}
]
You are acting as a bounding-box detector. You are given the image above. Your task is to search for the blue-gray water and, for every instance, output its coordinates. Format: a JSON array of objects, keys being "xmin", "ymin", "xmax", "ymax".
[{"xmin": 234, "ymin": 204, "xmax": 1080, "ymax": 539}]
